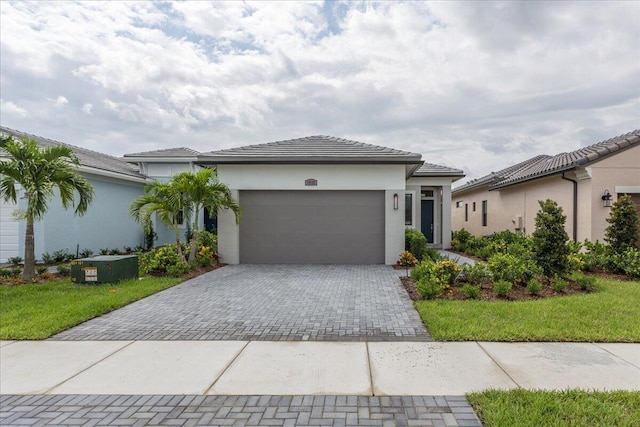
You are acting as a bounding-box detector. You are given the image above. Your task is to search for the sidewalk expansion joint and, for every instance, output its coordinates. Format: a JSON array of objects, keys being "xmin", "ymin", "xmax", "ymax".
[
  {"xmin": 476, "ymin": 341, "xmax": 521, "ymax": 388},
  {"xmin": 365, "ymin": 341, "xmax": 375, "ymax": 396},
  {"xmin": 202, "ymin": 340, "xmax": 250, "ymax": 394},
  {"xmin": 593, "ymin": 343, "xmax": 640, "ymax": 369},
  {"xmin": 43, "ymin": 340, "xmax": 136, "ymax": 394}
]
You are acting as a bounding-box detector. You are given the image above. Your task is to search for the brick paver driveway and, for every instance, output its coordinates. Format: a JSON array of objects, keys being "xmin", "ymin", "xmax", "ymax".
[{"xmin": 53, "ymin": 265, "xmax": 431, "ymax": 341}]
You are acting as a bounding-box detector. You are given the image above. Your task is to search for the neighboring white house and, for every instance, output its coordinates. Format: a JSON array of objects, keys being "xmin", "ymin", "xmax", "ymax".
[
  {"xmin": 2, "ymin": 129, "xmax": 463, "ymax": 265},
  {"xmin": 195, "ymin": 135, "xmax": 464, "ymax": 265},
  {"xmin": 452, "ymin": 130, "xmax": 640, "ymax": 243}
]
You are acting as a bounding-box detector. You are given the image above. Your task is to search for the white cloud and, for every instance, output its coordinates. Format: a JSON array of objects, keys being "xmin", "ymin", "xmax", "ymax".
[
  {"xmin": 52, "ymin": 96, "xmax": 68, "ymax": 108},
  {"xmin": 0, "ymin": 1, "xmax": 638, "ymax": 183},
  {"xmin": 0, "ymin": 99, "xmax": 28, "ymax": 118}
]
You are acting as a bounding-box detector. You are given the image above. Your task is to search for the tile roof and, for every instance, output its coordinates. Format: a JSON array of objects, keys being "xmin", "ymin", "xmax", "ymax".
[
  {"xmin": 491, "ymin": 129, "xmax": 640, "ymax": 189},
  {"xmin": 452, "ymin": 155, "xmax": 551, "ymax": 195},
  {"xmin": 412, "ymin": 162, "xmax": 465, "ymax": 177},
  {"xmin": 199, "ymin": 135, "xmax": 423, "ymax": 164},
  {"xmin": 123, "ymin": 147, "xmax": 200, "ymax": 158},
  {"xmin": 0, "ymin": 127, "xmax": 145, "ymax": 179},
  {"xmin": 454, "ymin": 130, "xmax": 640, "ymax": 194}
]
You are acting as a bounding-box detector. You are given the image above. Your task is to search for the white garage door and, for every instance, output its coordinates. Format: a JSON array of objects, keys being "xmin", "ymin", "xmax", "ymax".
[
  {"xmin": 0, "ymin": 197, "xmax": 19, "ymax": 263},
  {"xmin": 239, "ymin": 190, "xmax": 385, "ymax": 264}
]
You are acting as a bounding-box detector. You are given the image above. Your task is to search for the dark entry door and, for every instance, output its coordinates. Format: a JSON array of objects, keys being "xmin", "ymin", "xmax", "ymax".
[
  {"xmin": 421, "ymin": 200, "xmax": 434, "ymax": 243},
  {"xmin": 204, "ymin": 208, "xmax": 217, "ymax": 233}
]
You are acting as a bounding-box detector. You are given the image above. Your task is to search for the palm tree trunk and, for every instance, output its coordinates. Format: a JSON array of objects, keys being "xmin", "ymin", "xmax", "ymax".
[
  {"xmin": 188, "ymin": 209, "xmax": 200, "ymax": 262},
  {"xmin": 23, "ymin": 219, "xmax": 36, "ymax": 281},
  {"xmin": 173, "ymin": 223, "xmax": 184, "ymax": 261}
]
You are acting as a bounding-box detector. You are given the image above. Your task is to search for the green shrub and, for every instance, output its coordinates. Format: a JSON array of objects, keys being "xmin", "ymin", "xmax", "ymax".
[
  {"xmin": 423, "ymin": 248, "xmax": 442, "ymax": 262},
  {"xmin": 488, "ymin": 253, "xmax": 541, "ymax": 285},
  {"xmin": 461, "ymin": 284, "xmax": 480, "ymax": 299},
  {"xmin": 578, "ymin": 240, "xmax": 611, "ymax": 272},
  {"xmin": 618, "ymin": 247, "xmax": 640, "ymax": 279},
  {"xmin": 40, "ymin": 252, "xmax": 53, "ymax": 264},
  {"xmin": 605, "ymin": 195, "xmax": 640, "ymax": 255},
  {"xmin": 466, "ymin": 236, "xmax": 492, "ymax": 259},
  {"xmin": 139, "ymin": 245, "xmax": 190, "ymax": 275},
  {"xmin": 551, "ymin": 277, "xmax": 568, "ymax": 293},
  {"xmin": 432, "ymin": 259, "xmax": 462, "ymax": 284},
  {"xmin": 462, "ymin": 262, "xmax": 493, "ymax": 285},
  {"xmin": 410, "ymin": 259, "xmax": 434, "ymax": 282},
  {"xmin": 569, "ymin": 272, "xmax": 596, "ymax": 291},
  {"xmin": 416, "ymin": 275, "xmax": 446, "ymax": 299},
  {"xmin": 56, "ymin": 264, "xmax": 71, "ymax": 276},
  {"xmin": 526, "ymin": 278, "xmax": 542, "ymax": 296},
  {"xmin": 405, "ymin": 228, "xmax": 428, "ymax": 260},
  {"xmin": 79, "ymin": 248, "xmax": 94, "ymax": 258},
  {"xmin": 197, "ymin": 230, "xmax": 218, "ymax": 250},
  {"xmin": 196, "ymin": 246, "xmax": 215, "ymax": 267},
  {"xmin": 36, "ymin": 266, "xmax": 49, "ymax": 275},
  {"xmin": 493, "ymin": 280, "xmax": 512, "ymax": 297},
  {"xmin": 0, "ymin": 267, "xmax": 21, "ymax": 277},
  {"xmin": 165, "ymin": 261, "xmax": 190, "ymax": 277},
  {"xmin": 7, "ymin": 256, "xmax": 23, "ymax": 265},
  {"xmin": 532, "ymin": 199, "xmax": 570, "ymax": 276},
  {"xmin": 99, "ymin": 248, "xmax": 110, "ymax": 255},
  {"xmin": 451, "ymin": 229, "xmax": 473, "ymax": 251},
  {"xmin": 52, "ymin": 249, "xmax": 71, "ymax": 263}
]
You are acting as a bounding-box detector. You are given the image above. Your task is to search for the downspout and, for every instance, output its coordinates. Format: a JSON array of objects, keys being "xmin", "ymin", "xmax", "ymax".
[{"xmin": 561, "ymin": 172, "xmax": 578, "ymax": 241}]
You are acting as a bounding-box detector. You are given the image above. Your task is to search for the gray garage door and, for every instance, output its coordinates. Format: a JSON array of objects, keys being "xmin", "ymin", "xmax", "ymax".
[{"xmin": 239, "ymin": 190, "xmax": 385, "ymax": 264}]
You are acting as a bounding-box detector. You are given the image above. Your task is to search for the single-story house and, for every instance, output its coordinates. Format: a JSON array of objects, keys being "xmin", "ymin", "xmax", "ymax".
[
  {"xmin": 452, "ymin": 130, "xmax": 640, "ymax": 242},
  {"xmin": 2, "ymin": 129, "xmax": 464, "ymax": 264}
]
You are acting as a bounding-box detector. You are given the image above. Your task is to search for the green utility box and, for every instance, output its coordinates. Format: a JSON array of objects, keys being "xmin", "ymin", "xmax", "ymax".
[{"xmin": 70, "ymin": 255, "xmax": 138, "ymax": 284}]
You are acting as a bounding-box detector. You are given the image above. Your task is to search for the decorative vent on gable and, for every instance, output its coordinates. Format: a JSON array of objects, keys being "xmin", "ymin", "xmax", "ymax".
[{"xmin": 305, "ymin": 178, "xmax": 318, "ymax": 186}]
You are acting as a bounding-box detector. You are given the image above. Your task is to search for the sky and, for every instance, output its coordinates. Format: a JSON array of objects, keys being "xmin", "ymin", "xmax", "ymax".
[{"xmin": 1, "ymin": 1, "xmax": 638, "ymax": 184}]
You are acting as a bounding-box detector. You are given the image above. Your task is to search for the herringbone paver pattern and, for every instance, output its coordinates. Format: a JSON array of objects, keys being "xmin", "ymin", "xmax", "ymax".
[
  {"xmin": 53, "ymin": 265, "xmax": 431, "ymax": 341},
  {"xmin": 0, "ymin": 395, "xmax": 482, "ymax": 426}
]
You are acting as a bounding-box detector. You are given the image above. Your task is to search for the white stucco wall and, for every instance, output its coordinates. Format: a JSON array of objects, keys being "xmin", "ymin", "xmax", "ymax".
[{"xmin": 216, "ymin": 164, "xmax": 407, "ymax": 264}]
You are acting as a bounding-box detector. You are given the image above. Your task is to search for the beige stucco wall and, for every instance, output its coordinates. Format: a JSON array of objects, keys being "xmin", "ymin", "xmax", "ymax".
[{"xmin": 452, "ymin": 145, "xmax": 640, "ymax": 242}]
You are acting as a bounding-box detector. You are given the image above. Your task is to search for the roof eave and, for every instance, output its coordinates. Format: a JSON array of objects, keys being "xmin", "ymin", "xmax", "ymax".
[{"xmin": 195, "ymin": 157, "xmax": 424, "ymax": 165}]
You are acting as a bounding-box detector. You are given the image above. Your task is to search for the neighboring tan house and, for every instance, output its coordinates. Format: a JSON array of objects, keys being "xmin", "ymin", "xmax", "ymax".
[
  {"xmin": 196, "ymin": 135, "xmax": 464, "ymax": 264},
  {"xmin": 452, "ymin": 130, "xmax": 640, "ymax": 243},
  {"xmin": 0, "ymin": 127, "xmax": 159, "ymax": 263}
]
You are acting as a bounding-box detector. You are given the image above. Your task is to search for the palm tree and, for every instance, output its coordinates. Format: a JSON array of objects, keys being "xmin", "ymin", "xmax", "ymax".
[
  {"xmin": 174, "ymin": 168, "xmax": 241, "ymax": 262},
  {"xmin": 129, "ymin": 180, "xmax": 190, "ymax": 260},
  {"xmin": 0, "ymin": 136, "xmax": 94, "ymax": 281}
]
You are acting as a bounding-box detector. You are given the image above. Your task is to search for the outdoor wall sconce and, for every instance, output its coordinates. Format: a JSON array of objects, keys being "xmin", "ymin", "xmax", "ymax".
[
  {"xmin": 393, "ymin": 193, "xmax": 399, "ymax": 210},
  {"xmin": 601, "ymin": 190, "xmax": 613, "ymax": 208}
]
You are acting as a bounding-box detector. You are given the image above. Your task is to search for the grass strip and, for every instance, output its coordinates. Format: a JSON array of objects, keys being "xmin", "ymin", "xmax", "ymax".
[
  {"xmin": 415, "ymin": 279, "xmax": 640, "ymax": 342},
  {"xmin": 467, "ymin": 389, "xmax": 640, "ymax": 427},
  {"xmin": 0, "ymin": 276, "xmax": 181, "ymax": 339}
]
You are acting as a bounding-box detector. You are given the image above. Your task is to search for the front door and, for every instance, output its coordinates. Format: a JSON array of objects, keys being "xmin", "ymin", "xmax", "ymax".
[
  {"xmin": 421, "ymin": 199, "xmax": 434, "ymax": 243},
  {"xmin": 204, "ymin": 208, "xmax": 218, "ymax": 233}
]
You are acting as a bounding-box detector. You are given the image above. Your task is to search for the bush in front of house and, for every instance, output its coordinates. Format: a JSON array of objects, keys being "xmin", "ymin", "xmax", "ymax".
[
  {"xmin": 532, "ymin": 199, "xmax": 571, "ymax": 277},
  {"xmin": 461, "ymin": 284, "xmax": 480, "ymax": 299},
  {"xmin": 616, "ymin": 247, "xmax": 640, "ymax": 279},
  {"xmin": 488, "ymin": 253, "xmax": 542, "ymax": 286},
  {"xmin": 416, "ymin": 275, "xmax": 447, "ymax": 299},
  {"xmin": 56, "ymin": 264, "xmax": 71, "ymax": 276},
  {"xmin": 569, "ymin": 272, "xmax": 596, "ymax": 291},
  {"xmin": 405, "ymin": 228, "xmax": 428, "ymax": 260},
  {"xmin": 410, "ymin": 258, "xmax": 434, "ymax": 281},
  {"xmin": 605, "ymin": 195, "xmax": 640, "ymax": 256},
  {"xmin": 526, "ymin": 278, "xmax": 542, "ymax": 296},
  {"xmin": 139, "ymin": 245, "xmax": 188, "ymax": 276},
  {"xmin": 461, "ymin": 262, "xmax": 493, "ymax": 286},
  {"xmin": 493, "ymin": 280, "xmax": 512, "ymax": 297},
  {"xmin": 551, "ymin": 276, "xmax": 568, "ymax": 293}
]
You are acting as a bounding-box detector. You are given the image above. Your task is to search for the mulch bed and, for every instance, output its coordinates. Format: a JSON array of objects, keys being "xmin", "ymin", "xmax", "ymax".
[{"xmin": 400, "ymin": 275, "xmax": 594, "ymax": 302}]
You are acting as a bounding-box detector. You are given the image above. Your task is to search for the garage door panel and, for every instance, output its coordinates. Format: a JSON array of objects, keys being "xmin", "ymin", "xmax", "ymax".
[{"xmin": 239, "ymin": 190, "xmax": 385, "ymax": 264}]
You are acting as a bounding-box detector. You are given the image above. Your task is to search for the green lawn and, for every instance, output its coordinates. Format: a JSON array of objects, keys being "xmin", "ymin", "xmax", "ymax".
[
  {"xmin": 0, "ymin": 276, "xmax": 182, "ymax": 339},
  {"xmin": 416, "ymin": 279, "xmax": 640, "ymax": 341},
  {"xmin": 468, "ymin": 389, "xmax": 640, "ymax": 427}
]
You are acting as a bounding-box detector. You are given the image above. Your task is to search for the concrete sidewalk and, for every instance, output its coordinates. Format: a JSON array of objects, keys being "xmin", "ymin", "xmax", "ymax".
[{"xmin": 1, "ymin": 340, "xmax": 638, "ymax": 395}]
